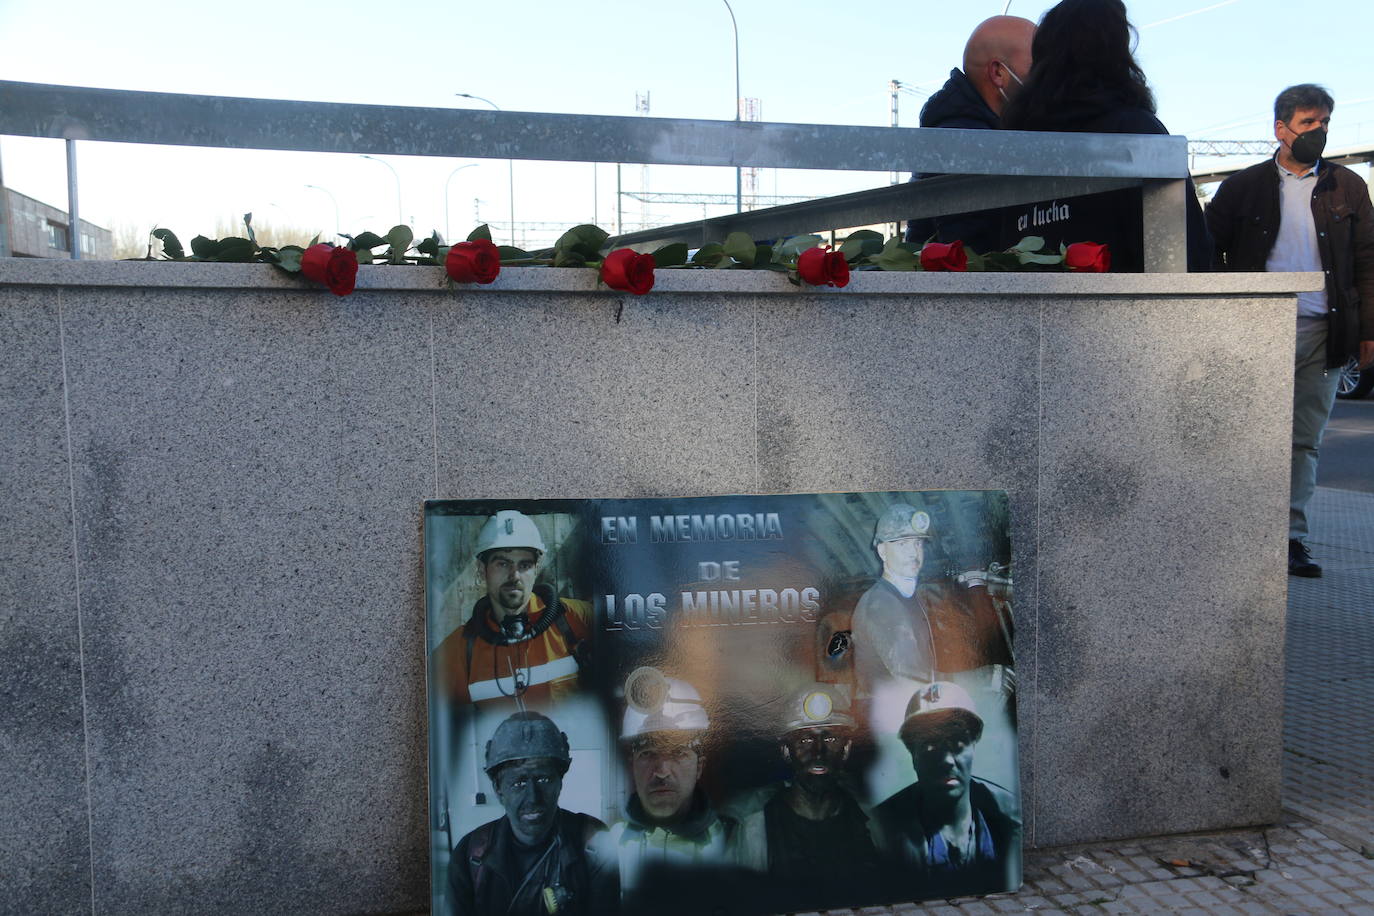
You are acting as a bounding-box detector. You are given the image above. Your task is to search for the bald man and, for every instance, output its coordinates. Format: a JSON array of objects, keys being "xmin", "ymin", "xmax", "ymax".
[{"xmin": 905, "ymin": 16, "xmax": 1036, "ymax": 251}]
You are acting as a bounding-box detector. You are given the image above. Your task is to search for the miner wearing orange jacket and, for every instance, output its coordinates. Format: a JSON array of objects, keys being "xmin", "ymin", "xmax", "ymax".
[{"xmin": 434, "ymin": 510, "xmax": 592, "ymax": 708}]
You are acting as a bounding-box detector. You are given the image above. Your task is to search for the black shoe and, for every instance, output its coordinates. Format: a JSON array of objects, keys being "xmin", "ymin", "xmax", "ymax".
[{"xmin": 1289, "ymin": 539, "xmax": 1322, "ymax": 578}]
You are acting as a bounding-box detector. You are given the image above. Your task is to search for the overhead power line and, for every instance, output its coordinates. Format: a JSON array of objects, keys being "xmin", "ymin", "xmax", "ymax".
[{"xmin": 1187, "ymin": 140, "xmax": 1275, "ymax": 157}]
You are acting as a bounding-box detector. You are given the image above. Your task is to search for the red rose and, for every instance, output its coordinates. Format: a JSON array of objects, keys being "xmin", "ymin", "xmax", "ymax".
[
  {"xmin": 600, "ymin": 248, "xmax": 655, "ymax": 295},
  {"xmin": 1064, "ymin": 242, "xmax": 1110, "ymax": 273},
  {"xmin": 796, "ymin": 246, "xmax": 850, "ymax": 288},
  {"xmin": 919, "ymin": 240, "xmax": 968, "ymax": 272},
  {"xmin": 300, "ymin": 244, "xmax": 358, "ymax": 296},
  {"xmin": 445, "ymin": 238, "xmax": 502, "ymax": 284}
]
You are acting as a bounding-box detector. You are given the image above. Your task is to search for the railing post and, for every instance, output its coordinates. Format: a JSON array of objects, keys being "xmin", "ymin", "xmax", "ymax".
[
  {"xmin": 1141, "ymin": 178, "xmax": 1188, "ymax": 273},
  {"xmin": 66, "ymin": 140, "xmax": 81, "ymax": 260}
]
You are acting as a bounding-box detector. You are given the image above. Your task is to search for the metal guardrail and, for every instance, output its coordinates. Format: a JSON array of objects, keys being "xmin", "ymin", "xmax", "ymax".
[{"xmin": 0, "ymin": 80, "xmax": 1192, "ymax": 269}]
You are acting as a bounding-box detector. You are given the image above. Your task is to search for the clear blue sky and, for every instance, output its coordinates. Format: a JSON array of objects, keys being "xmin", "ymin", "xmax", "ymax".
[{"xmin": 2, "ymin": 0, "xmax": 1372, "ymax": 247}]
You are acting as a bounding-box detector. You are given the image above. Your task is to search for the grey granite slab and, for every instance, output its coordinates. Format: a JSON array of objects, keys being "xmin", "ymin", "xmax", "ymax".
[
  {"xmin": 1033, "ymin": 294, "xmax": 1293, "ymax": 847},
  {"xmin": 432, "ymin": 291, "xmax": 757, "ymax": 498},
  {"xmin": 754, "ymin": 291, "xmax": 1043, "ymax": 842},
  {"xmin": 0, "ymin": 263, "xmax": 1308, "ymax": 909},
  {"xmin": 59, "ymin": 287, "xmax": 432, "ymax": 913},
  {"xmin": 0, "ymin": 287, "xmax": 92, "ymax": 916}
]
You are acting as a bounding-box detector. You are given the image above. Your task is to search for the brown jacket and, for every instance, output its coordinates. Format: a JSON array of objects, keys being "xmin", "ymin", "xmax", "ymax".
[{"xmin": 1206, "ymin": 156, "xmax": 1374, "ymax": 368}]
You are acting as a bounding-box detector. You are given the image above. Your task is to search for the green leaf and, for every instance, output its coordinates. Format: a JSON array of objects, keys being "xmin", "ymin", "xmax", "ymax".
[
  {"xmin": 190, "ymin": 235, "xmax": 222, "ymax": 259},
  {"xmin": 497, "ymin": 245, "xmax": 532, "ymax": 261},
  {"xmin": 385, "ymin": 225, "xmax": 414, "ymax": 265},
  {"xmin": 965, "ymin": 251, "xmax": 987, "ymax": 272},
  {"xmin": 307, "ymin": 234, "xmax": 320, "ymax": 248},
  {"xmin": 1009, "ymin": 236, "xmax": 1046, "ymax": 253},
  {"xmin": 467, "ymin": 224, "xmax": 493, "ymax": 243},
  {"xmin": 417, "ymin": 233, "xmax": 441, "ymax": 258},
  {"xmin": 152, "ymin": 228, "xmax": 183, "ymax": 260},
  {"xmin": 979, "ymin": 252, "xmax": 1021, "ymax": 271},
  {"xmin": 1016, "ymin": 251, "xmax": 1064, "ymax": 265},
  {"xmin": 722, "ymin": 231, "xmax": 756, "ymax": 267},
  {"xmin": 871, "ymin": 236, "xmax": 918, "ymax": 271},
  {"xmin": 274, "ymin": 246, "xmax": 304, "ymax": 273},
  {"xmin": 652, "ymin": 243, "xmax": 690, "ymax": 268},
  {"xmin": 552, "ymin": 224, "xmax": 610, "ymax": 267},
  {"xmin": 753, "ymin": 244, "xmax": 773, "ymax": 267},
  {"xmin": 355, "ymin": 248, "xmax": 374, "ymax": 265},
  {"xmin": 211, "ymin": 237, "xmax": 257, "ymax": 262},
  {"xmin": 242, "ymin": 212, "xmax": 257, "ymax": 247},
  {"xmin": 347, "ymin": 231, "xmax": 387, "ymax": 251},
  {"xmin": 690, "ymin": 243, "xmax": 724, "ymax": 267},
  {"xmin": 777, "ymin": 235, "xmax": 824, "ymax": 260},
  {"xmin": 838, "ymin": 229, "xmax": 884, "ymax": 262}
]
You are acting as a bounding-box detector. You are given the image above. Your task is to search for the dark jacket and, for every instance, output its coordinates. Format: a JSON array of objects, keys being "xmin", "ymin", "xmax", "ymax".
[
  {"xmin": 999, "ymin": 101, "xmax": 1212, "ymax": 272},
  {"xmin": 920, "ymin": 68, "xmax": 1000, "ymax": 132},
  {"xmin": 905, "ymin": 69, "xmax": 1003, "ymax": 253},
  {"xmin": 872, "ymin": 777, "xmax": 1021, "ymax": 898},
  {"xmin": 448, "ymin": 810, "xmax": 614, "ymax": 916},
  {"xmin": 1206, "ymin": 156, "xmax": 1374, "ymax": 368}
]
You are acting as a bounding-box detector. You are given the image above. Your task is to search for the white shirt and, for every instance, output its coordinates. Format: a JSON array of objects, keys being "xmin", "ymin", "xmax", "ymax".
[{"xmin": 1265, "ymin": 159, "xmax": 1327, "ymax": 319}]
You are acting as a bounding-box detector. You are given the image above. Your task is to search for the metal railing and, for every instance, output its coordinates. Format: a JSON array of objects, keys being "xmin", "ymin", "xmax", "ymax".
[{"xmin": 0, "ymin": 80, "xmax": 1192, "ymax": 270}]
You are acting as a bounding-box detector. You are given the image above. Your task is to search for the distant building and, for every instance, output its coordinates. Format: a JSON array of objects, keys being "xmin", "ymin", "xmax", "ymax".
[{"xmin": 2, "ymin": 188, "xmax": 112, "ymax": 259}]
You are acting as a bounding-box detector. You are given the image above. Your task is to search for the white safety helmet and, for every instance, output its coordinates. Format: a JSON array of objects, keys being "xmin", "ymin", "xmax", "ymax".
[
  {"xmin": 899, "ymin": 681, "xmax": 984, "ymax": 745},
  {"xmin": 620, "ymin": 667, "xmax": 709, "ymax": 741},
  {"xmin": 783, "ymin": 684, "xmax": 856, "ymax": 733},
  {"xmin": 474, "ymin": 509, "xmax": 546, "ymax": 561}
]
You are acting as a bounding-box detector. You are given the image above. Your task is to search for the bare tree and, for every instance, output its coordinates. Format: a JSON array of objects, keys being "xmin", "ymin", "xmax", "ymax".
[{"xmin": 108, "ymin": 215, "xmax": 333, "ymax": 259}]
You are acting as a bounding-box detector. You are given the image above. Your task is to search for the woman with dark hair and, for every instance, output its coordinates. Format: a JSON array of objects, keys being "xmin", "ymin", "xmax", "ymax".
[{"xmin": 999, "ymin": 0, "xmax": 1210, "ymax": 271}]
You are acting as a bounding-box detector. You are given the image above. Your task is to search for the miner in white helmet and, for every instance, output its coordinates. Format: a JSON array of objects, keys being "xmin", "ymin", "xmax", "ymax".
[
  {"xmin": 729, "ymin": 684, "xmax": 881, "ymax": 910},
  {"xmin": 872, "ymin": 682, "xmax": 1021, "ymax": 896},
  {"xmin": 433, "ymin": 510, "xmax": 592, "ymax": 707},
  {"xmin": 600, "ymin": 668, "xmax": 738, "ymax": 913},
  {"xmin": 447, "ymin": 711, "xmax": 615, "ymax": 915},
  {"xmin": 851, "ymin": 503, "xmax": 938, "ymax": 699}
]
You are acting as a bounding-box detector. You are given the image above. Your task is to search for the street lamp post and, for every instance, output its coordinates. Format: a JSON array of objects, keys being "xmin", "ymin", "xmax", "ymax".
[
  {"xmin": 304, "ymin": 184, "xmax": 341, "ymax": 239},
  {"xmin": 456, "ymin": 93, "xmax": 517, "ymax": 247},
  {"xmin": 359, "ymin": 155, "xmax": 403, "ymax": 227},
  {"xmin": 445, "ymin": 164, "xmax": 478, "ymax": 241},
  {"xmin": 722, "ymin": 0, "xmax": 742, "ymax": 213}
]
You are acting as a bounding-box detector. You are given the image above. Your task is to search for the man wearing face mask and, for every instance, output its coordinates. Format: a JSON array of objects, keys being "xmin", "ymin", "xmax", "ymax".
[
  {"xmin": 1207, "ymin": 85, "xmax": 1374, "ymax": 578},
  {"xmin": 905, "ymin": 15, "xmax": 1036, "ymax": 251}
]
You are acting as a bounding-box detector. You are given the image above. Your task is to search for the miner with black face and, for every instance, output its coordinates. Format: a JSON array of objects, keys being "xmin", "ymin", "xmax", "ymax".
[
  {"xmin": 733, "ymin": 685, "xmax": 881, "ymax": 908},
  {"xmin": 872, "ymin": 682, "xmax": 1021, "ymax": 897},
  {"xmin": 448, "ymin": 711, "xmax": 615, "ymax": 915}
]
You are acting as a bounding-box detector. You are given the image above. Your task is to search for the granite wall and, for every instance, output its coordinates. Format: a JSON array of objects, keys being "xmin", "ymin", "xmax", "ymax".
[{"xmin": 0, "ymin": 260, "xmax": 1314, "ymax": 915}]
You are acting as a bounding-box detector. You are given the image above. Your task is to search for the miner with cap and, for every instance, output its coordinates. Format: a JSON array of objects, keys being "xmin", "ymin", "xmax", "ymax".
[
  {"xmin": 601, "ymin": 667, "xmax": 738, "ymax": 913},
  {"xmin": 433, "ymin": 509, "xmax": 592, "ymax": 707},
  {"xmin": 447, "ymin": 711, "xmax": 615, "ymax": 915},
  {"xmin": 730, "ymin": 684, "xmax": 881, "ymax": 909},
  {"xmin": 851, "ymin": 503, "xmax": 938, "ymax": 698},
  {"xmin": 873, "ymin": 682, "xmax": 1021, "ymax": 896}
]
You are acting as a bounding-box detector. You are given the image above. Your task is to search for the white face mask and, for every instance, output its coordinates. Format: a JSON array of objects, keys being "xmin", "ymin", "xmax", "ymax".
[{"xmin": 997, "ymin": 63, "xmax": 1025, "ymax": 104}]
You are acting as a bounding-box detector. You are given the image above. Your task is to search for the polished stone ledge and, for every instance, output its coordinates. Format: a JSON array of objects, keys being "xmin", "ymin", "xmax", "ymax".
[{"xmin": 0, "ymin": 256, "xmax": 1322, "ymax": 296}]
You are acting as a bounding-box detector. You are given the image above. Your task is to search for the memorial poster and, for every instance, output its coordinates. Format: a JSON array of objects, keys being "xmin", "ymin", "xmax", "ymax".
[{"xmin": 424, "ymin": 491, "xmax": 1019, "ymax": 915}]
